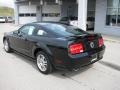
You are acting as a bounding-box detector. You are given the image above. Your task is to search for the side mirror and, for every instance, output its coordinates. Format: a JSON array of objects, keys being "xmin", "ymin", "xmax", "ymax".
[{"xmin": 13, "ymin": 30, "xmax": 19, "ymax": 35}]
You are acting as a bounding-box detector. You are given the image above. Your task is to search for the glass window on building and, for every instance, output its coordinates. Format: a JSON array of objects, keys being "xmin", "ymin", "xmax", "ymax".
[{"xmin": 106, "ymin": 0, "xmax": 120, "ymax": 26}]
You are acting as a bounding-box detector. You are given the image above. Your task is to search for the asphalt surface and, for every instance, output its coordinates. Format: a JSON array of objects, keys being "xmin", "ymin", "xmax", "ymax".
[{"xmin": 0, "ymin": 23, "xmax": 120, "ymax": 90}]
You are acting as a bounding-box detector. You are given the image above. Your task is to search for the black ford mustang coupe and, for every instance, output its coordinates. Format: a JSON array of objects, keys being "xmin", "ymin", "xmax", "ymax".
[{"xmin": 3, "ymin": 22, "xmax": 105, "ymax": 74}]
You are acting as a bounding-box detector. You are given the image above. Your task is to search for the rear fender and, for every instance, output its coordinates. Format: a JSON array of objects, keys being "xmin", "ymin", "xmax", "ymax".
[{"xmin": 32, "ymin": 42, "xmax": 53, "ymax": 58}]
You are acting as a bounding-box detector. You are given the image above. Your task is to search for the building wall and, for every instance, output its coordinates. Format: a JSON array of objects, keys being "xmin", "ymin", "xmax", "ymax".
[
  {"xmin": 95, "ymin": 0, "xmax": 120, "ymax": 36},
  {"xmin": 36, "ymin": 6, "xmax": 42, "ymax": 22},
  {"xmin": 87, "ymin": 0, "xmax": 96, "ymax": 17},
  {"xmin": 14, "ymin": 4, "xmax": 19, "ymax": 25},
  {"xmin": 42, "ymin": 5, "xmax": 61, "ymax": 21},
  {"xmin": 61, "ymin": 2, "xmax": 78, "ymax": 17}
]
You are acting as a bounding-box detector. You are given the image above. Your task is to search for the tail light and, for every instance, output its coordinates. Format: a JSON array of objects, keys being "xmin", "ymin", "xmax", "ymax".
[
  {"xmin": 69, "ymin": 43, "xmax": 84, "ymax": 55},
  {"xmin": 98, "ymin": 38, "xmax": 104, "ymax": 47}
]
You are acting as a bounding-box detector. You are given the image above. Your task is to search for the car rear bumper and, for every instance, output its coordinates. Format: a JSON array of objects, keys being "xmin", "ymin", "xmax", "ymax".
[
  {"xmin": 55, "ymin": 46, "xmax": 105, "ymax": 70},
  {"xmin": 68, "ymin": 51, "xmax": 104, "ymax": 70}
]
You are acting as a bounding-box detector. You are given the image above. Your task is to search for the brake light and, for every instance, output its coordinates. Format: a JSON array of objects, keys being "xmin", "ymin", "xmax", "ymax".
[
  {"xmin": 98, "ymin": 38, "xmax": 104, "ymax": 47},
  {"xmin": 69, "ymin": 43, "xmax": 84, "ymax": 55}
]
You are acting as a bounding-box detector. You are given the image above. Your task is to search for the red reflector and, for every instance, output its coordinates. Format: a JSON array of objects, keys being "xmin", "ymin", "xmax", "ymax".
[
  {"xmin": 98, "ymin": 38, "xmax": 104, "ymax": 47},
  {"xmin": 69, "ymin": 43, "xmax": 84, "ymax": 55}
]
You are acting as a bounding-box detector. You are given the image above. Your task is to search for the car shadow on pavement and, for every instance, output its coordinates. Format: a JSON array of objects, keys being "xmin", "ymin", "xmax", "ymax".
[
  {"xmin": 10, "ymin": 50, "xmax": 93, "ymax": 78},
  {"xmin": 99, "ymin": 61, "xmax": 120, "ymax": 71},
  {"xmin": 51, "ymin": 65, "xmax": 93, "ymax": 78},
  {"xmin": 11, "ymin": 51, "xmax": 40, "ymax": 72}
]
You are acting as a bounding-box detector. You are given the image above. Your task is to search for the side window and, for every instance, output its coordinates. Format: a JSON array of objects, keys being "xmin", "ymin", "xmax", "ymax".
[
  {"xmin": 19, "ymin": 25, "xmax": 35, "ymax": 36},
  {"xmin": 28, "ymin": 26, "xmax": 35, "ymax": 35},
  {"xmin": 37, "ymin": 29, "xmax": 47, "ymax": 36},
  {"xmin": 19, "ymin": 26, "xmax": 29, "ymax": 35}
]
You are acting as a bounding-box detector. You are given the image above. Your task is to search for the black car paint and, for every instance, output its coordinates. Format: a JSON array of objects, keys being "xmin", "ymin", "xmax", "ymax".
[{"xmin": 3, "ymin": 22, "xmax": 105, "ymax": 70}]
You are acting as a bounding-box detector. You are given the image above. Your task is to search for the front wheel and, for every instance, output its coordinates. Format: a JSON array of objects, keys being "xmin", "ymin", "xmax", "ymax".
[
  {"xmin": 3, "ymin": 39, "xmax": 12, "ymax": 53},
  {"xmin": 36, "ymin": 51, "xmax": 53, "ymax": 74}
]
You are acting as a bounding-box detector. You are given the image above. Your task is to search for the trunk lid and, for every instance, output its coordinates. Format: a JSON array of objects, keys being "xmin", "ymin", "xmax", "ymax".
[{"xmin": 67, "ymin": 33, "xmax": 100, "ymax": 52}]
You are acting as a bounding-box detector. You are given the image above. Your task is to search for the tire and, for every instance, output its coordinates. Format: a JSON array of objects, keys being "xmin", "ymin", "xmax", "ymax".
[
  {"xmin": 36, "ymin": 51, "xmax": 53, "ymax": 74},
  {"xmin": 3, "ymin": 39, "xmax": 12, "ymax": 53}
]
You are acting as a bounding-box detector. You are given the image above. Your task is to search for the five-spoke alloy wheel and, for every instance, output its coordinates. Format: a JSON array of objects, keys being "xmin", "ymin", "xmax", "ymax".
[{"xmin": 36, "ymin": 51, "xmax": 53, "ymax": 74}]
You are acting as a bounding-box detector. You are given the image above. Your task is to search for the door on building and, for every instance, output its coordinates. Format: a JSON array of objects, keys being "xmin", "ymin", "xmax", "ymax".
[
  {"xmin": 19, "ymin": 5, "xmax": 37, "ymax": 24},
  {"xmin": 42, "ymin": 5, "xmax": 61, "ymax": 21}
]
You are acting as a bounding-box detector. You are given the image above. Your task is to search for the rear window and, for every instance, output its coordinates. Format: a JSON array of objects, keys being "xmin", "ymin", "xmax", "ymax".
[{"xmin": 42, "ymin": 23, "xmax": 87, "ymax": 37}]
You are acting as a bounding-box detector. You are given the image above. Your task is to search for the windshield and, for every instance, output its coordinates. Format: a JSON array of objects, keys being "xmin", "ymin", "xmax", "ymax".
[
  {"xmin": 0, "ymin": 17, "xmax": 4, "ymax": 19},
  {"xmin": 42, "ymin": 23, "xmax": 88, "ymax": 37}
]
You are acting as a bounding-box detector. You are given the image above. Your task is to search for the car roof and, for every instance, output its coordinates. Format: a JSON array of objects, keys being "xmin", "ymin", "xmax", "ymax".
[
  {"xmin": 32, "ymin": 21, "xmax": 71, "ymax": 26},
  {"xmin": 26, "ymin": 22, "xmax": 71, "ymax": 37}
]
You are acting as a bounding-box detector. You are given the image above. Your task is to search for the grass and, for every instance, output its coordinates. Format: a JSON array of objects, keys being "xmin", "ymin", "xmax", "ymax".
[{"xmin": 0, "ymin": 7, "xmax": 14, "ymax": 16}]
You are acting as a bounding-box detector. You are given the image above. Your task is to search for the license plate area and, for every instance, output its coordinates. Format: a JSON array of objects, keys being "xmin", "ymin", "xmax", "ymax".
[
  {"xmin": 87, "ymin": 40, "xmax": 98, "ymax": 49},
  {"xmin": 91, "ymin": 54, "xmax": 98, "ymax": 62}
]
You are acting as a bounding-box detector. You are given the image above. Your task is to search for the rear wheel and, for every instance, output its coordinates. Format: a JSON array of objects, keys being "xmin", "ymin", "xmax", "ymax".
[
  {"xmin": 36, "ymin": 51, "xmax": 53, "ymax": 74},
  {"xmin": 3, "ymin": 39, "xmax": 12, "ymax": 53}
]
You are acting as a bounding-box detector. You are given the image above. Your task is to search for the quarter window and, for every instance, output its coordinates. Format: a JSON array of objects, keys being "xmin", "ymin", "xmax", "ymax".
[{"xmin": 37, "ymin": 30, "xmax": 47, "ymax": 36}]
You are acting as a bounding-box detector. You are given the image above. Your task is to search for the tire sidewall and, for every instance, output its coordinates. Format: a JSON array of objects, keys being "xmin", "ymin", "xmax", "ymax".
[
  {"xmin": 36, "ymin": 51, "xmax": 52, "ymax": 74},
  {"xmin": 4, "ymin": 39, "xmax": 11, "ymax": 53}
]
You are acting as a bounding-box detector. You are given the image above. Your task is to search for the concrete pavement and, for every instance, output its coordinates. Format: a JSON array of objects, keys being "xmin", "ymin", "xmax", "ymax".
[{"xmin": 102, "ymin": 34, "xmax": 120, "ymax": 43}]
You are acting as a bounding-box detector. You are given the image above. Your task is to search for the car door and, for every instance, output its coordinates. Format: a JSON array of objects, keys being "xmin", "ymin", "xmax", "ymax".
[
  {"xmin": 17, "ymin": 25, "xmax": 37, "ymax": 56},
  {"xmin": 9, "ymin": 26, "xmax": 29, "ymax": 52}
]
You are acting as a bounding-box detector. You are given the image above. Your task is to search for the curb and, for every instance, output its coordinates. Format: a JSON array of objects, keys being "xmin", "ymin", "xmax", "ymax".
[
  {"xmin": 104, "ymin": 39, "xmax": 120, "ymax": 44},
  {"xmin": 99, "ymin": 61, "xmax": 120, "ymax": 71}
]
